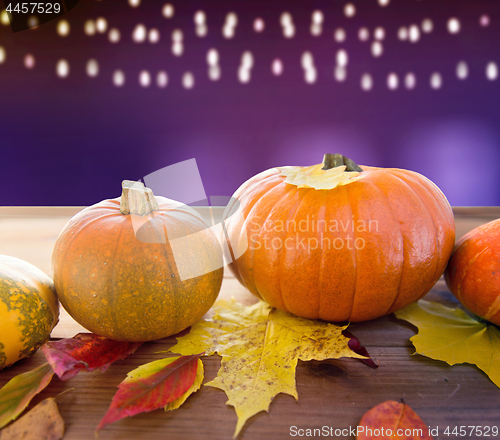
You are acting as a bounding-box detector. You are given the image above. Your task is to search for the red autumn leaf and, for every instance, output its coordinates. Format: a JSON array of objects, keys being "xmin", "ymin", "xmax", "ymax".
[
  {"xmin": 96, "ymin": 353, "xmax": 202, "ymax": 433},
  {"xmin": 357, "ymin": 400, "xmax": 433, "ymax": 439},
  {"xmin": 0, "ymin": 363, "xmax": 54, "ymax": 429},
  {"xmin": 41, "ymin": 333, "xmax": 142, "ymax": 381},
  {"xmin": 343, "ymin": 330, "xmax": 379, "ymax": 369}
]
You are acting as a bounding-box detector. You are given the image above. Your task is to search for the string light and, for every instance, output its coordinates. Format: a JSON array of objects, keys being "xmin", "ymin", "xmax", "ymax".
[
  {"xmin": 361, "ymin": 73, "xmax": 373, "ymax": 91},
  {"xmin": 408, "ymin": 24, "xmax": 420, "ymax": 43},
  {"xmin": 194, "ymin": 11, "xmax": 207, "ymax": 37},
  {"xmin": 133, "ymin": 24, "xmax": 147, "ymax": 43},
  {"xmin": 148, "ymin": 28, "xmax": 160, "ymax": 44},
  {"xmin": 404, "ymin": 72, "xmax": 416, "ymax": 89},
  {"xmin": 371, "ymin": 41, "xmax": 383, "ymax": 57},
  {"xmin": 0, "ymin": 10, "xmax": 9, "ymax": 25},
  {"xmin": 398, "ymin": 27, "xmax": 408, "ymax": 41},
  {"xmin": 336, "ymin": 49, "xmax": 348, "ymax": 67},
  {"xmin": 447, "ymin": 18, "xmax": 460, "ymax": 34},
  {"xmin": 378, "ymin": 0, "xmax": 390, "ymax": 6},
  {"xmin": 281, "ymin": 12, "xmax": 295, "ymax": 38},
  {"xmin": 238, "ymin": 51, "xmax": 254, "ymax": 83},
  {"xmin": 358, "ymin": 27, "xmax": 369, "ymax": 41},
  {"xmin": 311, "ymin": 10, "xmax": 323, "ymax": 36},
  {"xmin": 430, "ymin": 72, "xmax": 442, "ymax": 89},
  {"xmin": 479, "ymin": 14, "xmax": 490, "ymax": 27},
  {"xmin": 421, "ymin": 18, "xmax": 433, "ymax": 33},
  {"xmin": 344, "ymin": 3, "xmax": 356, "ymax": 18},
  {"xmin": 57, "ymin": 20, "xmax": 70, "ymax": 37},
  {"xmin": 334, "ymin": 28, "xmax": 346, "ymax": 43},
  {"xmin": 172, "ymin": 29, "xmax": 183, "ymax": 56},
  {"xmin": 223, "ymin": 12, "xmax": 237, "ymax": 39},
  {"xmin": 86, "ymin": 59, "xmax": 99, "ymax": 77},
  {"xmin": 486, "ymin": 62, "xmax": 498, "ymax": 81},
  {"xmin": 139, "ymin": 70, "xmax": 151, "ymax": 87},
  {"xmin": 84, "ymin": 20, "xmax": 96, "ymax": 36},
  {"xmin": 24, "ymin": 54, "xmax": 35, "ymax": 69},
  {"xmin": 456, "ymin": 61, "xmax": 468, "ymax": 80},
  {"xmin": 157, "ymin": 71, "xmax": 168, "ymax": 88},
  {"xmin": 374, "ymin": 27, "xmax": 385, "ymax": 40},
  {"xmin": 387, "ymin": 72, "xmax": 398, "ymax": 90},
  {"xmin": 27, "ymin": 15, "xmax": 39, "ymax": 28},
  {"xmin": 301, "ymin": 51, "xmax": 316, "ymax": 84},
  {"xmin": 113, "ymin": 70, "xmax": 125, "ymax": 87},
  {"xmin": 272, "ymin": 59, "xmax": 283, "ymax": 76},
  {"xmin": 253, "ymin": 18, "xmax": 264, "ymax": 32},
  {"xmin": 56, "ymin": 59, "xmax": 69, "ymax": 78},
  {"xmin": 182, "ymin": 72, "xmax": 195, "ymax": 89},
  {"xmin": 0, "ymin": 46, "xmax": 6, "ymax": 64},
  {"xmin": 128, "ymin": 0, "xmax": 140, "ymax": 7},
  {"xmin": 108, "ymin": 28, "xmax": 120, "ymax": 43},
  {"xmin": 95, "ymin": 17, "xmax": 107, "ymax": 34},
  {"xmin": 162, "ymin": 3, "xmax": 174, "ymax": 18},
  {"xmin": 334, "ymin": 66, "xmax": 347, "ymax": 82}
]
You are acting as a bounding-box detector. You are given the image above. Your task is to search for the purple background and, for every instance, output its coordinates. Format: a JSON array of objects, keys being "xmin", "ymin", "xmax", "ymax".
[{"xmin": 0, "ymin": 0, "xmax": 499, "ymax": 206}]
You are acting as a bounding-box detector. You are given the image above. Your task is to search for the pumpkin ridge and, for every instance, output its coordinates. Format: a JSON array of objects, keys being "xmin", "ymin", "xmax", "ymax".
[
  {"xmin": 109, "ymin": 220, "xmax": 126, "ymax": 339},
  {"xmin": 385, "ymin": 170, "xmax": 441, "ymax": 303},
  {"xmin": 315, "ymin": 191, "xmax": 328, "ymax": 320},
  {"xmin": 278, "ymin": 187, "xmax": 318, "ymax": 316}
]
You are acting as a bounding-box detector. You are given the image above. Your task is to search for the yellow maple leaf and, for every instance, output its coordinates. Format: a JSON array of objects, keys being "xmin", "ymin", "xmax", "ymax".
[
  {"xmin": 169, "ymin": 299, "xmax": 364, "ymax": 437},
  {"xmin": 395, "ymin": 300, "xmax": 500, "ymax": 388}
]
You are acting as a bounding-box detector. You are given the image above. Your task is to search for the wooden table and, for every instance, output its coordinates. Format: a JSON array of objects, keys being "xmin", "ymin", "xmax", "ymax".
[{"xmin": 1, "ymin": 207, "xmax": 500, "ymax": 440}]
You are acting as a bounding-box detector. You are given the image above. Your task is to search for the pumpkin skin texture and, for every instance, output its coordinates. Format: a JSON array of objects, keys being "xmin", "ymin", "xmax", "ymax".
[
  {"xmin": 224, "ymin": 156, "xmax": 455, "ymax": 322},
  {"xmin": 445, "ymin": 218, "xmax": 500, "ymax": 326},
  {"xmin": 0, "ymin": 255, "xmax": 59, "ymax": 370},
  {"xmin": 52, "ymin": 183, "xmax": 224, "ymax": 342}
]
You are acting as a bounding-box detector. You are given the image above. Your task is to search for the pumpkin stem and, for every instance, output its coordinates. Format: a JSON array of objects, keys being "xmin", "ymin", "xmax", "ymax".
[
  {"xmin": 120, "ymin": 180, "xmax": 159, "ymax": 215},
  {"xmin": 321, "ymin": 154, "xmax": 363, "ymax": 172}
]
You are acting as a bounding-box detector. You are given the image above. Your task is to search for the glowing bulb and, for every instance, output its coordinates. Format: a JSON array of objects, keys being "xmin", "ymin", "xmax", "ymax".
[
  {"xmin": 108, "ymin": 28, "xmax": 120, "ymax": 43},
  {"xmin": 409, "ymin": 24, "xmax": 420, "ymax": 42},
  {"xmin": 95, "ymin": 17, "xmax": 107, "ymax": 33},
  {"xmin": 361, "ymin": 73, "xmax": 373, "ymax": 91},
  {"xmin": 113, "ymin": 70, "xmax": 125, "ymax": 87},
  {"xmin": 172, "ymin": 29, "xmax": 183, "ymax": 42},
  {"xmin": 456, "ymin": 61, "xmax": 468, "ymax": 80},
  {"xmin": 172, "ymin": 41, "xmax": 183, "ymax": 56},
  {"xmin": 241, "ymin": 51, "xmax": 253, "ymax": 69},
  {"xmin": 272, "ymin": 59, "xmax": 283, "ymax": 76},
  {"xmin": 334, "ymin": 28, "xmax": 346, "ymax": 42},
  {"xmin": 312, "ymin": 10, "xmax": 324, "ymax": 25},
  {"xmin": 157, "ymin": 71, "xmax": 168, "ymax": 88},
  {"xmin": 208, "ymin": 65, "xmax": 221, "ymax": 81},
  {"xmin": 57, "ymin": 20, "xmax": 70, "ymax": 37},
  {"xmin": 182, "ymin": 72, "xmax": 195, "ymax": 89},
  {"xmin": 139, "ymin": 70, "xmax": 151, "ymax": 87},
  {"xmin": 222, "ymin": 25, "xmax": 234, "ymax": 39},
  {"xmin": 480, "ymin": 14, "xmax": 490, "ymax": 27},
  {"xmin": 162, "ymin": 4, "xmax": 174, "ymax": 18},
  {"xmin": 238, "ymin": 66, "xmax": 251, "ymax": 83},
  {"xmin": 371, "ymin": 41, "xmax": 383, "ymax": 57},
  {"xmin": 280, "ymin": 12, "xmax": 292, "ymax": 27},
  {"xmin": 405, "ymin": 72, "xmax": 416, "ymax": 89},
  {"xmin": 129, "ymin": 0, "xmax": 140, "ymax": 7},
  {"xmin": 430, "ymin": 72, "xmax": 442, "ymax": 89},
  {"xmin": 0, "ymin": 10, "xmax": 9, "ymax": 25},
  {"xmin": 27, "ymin": 15, "xmax": 39, "ymax": 28},
  {"xmin": 311, "ymin": 23, "xmax": 322, "ymax": 36},
  {"xmin": 194, "ymin": 11, "xmax": 206, "ymax": 25},
  {"xmin": 24, "ymin": 53, "xmax": 35, "ymax": 69},
  {"xmin": 301, "ymin": 51, "xmax": 314, "ymax": 70},
  {"xmin": 0, "ymin": 47, "xmax": 6, "ymax": 64},
  {"xmin": 344, "ymin": 3, "xmax": 356, "ymax": 18},
  {"xmin": 283, "ymin": 25, "xmax": 295, "ymax": 38},
  {"xmin": 378, "ymin": 0, "xmax": 389, "ymax": 6},
  {"xmin": 226, "ymin": 12, "xmax": 237, "ymax": 27},
  {"xmin": 207, "ymin": 49, "xmax": 219, "ymax": 66},
  {"xmin": 84, "ymin": 20, "xmax": 96, "ymax": 36},
  {"xmin": 421, "ymin": 18, "xmax": 433, "ymax": 33},
  {"xmin": 398, "ymin": 27, "xmax": 408, "ymax": 40},
  {"xmin": 133, "ymin": 24, "xmax": 147, "ymax": 43},
  {"xmin": 447, "ymin": 17, "xmax": 460, "ymax": 34},
  {"xmin": 374, "ymin": 27, "xmax": 385, "ymax": 40},
  {"xmin": 387, "ymin": 72, "xmax": 398, "ymax": 90},
  {"xmin": 56, "ymin": 59, "xmax": 69, "ymax": 78},
  {"xmin": 334, "ymin": 66, "xmax": 347, "ymax": 82},
  {"xmin": 305, "ymin": 67, "xmax": 317, "ymax": 84},
  {"xmin": 148, "ymin": 28, "xmax": 160, "ymax": 43},
  {"xmin": 336, "ymin": 49, "xmax": 348, "ymax": 67},
  {"xmin": 358, "ymin": 27, "xmax": 369, "ymax": 41},
  {"xmin": 486, "ymin": 62, "xmax": 498, "ymax": 81},
  {"xmin": 86, "ymin": 59, "xmax": 99, "ymax": 77},
  {"xmin": 253, "ymin": 18, "xmax": 264, "ymax": 32}
]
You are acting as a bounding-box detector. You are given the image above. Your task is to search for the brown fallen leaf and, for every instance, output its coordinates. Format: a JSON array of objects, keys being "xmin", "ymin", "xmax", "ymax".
[
  {"xmin": 0, "ymin": 397, "xmax": 64, "ymax": 440},
  {"xmin": 357, "ymin": 400, "xmax": 433, "ymax": 440}
]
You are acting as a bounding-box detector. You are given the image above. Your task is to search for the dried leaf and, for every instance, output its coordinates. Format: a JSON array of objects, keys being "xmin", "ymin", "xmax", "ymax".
[
  {"xmin": 343, "ymin": 330, "xmax": 379, "ymax": 369},
  {"xmin": 96, "ymin": 353, "xmax": 202, "ymax": 433},
  {"xmin": 0, "ymin": 397, "xmax": 64, "ymax": 440},
  {"xmin": 169, "ymin": 299, "xmax": 364, "ymax": 437},
  {"xmin": 0, "ymin": 363, "xmax": 54, "ymax": 429},
  {"xmin": 42, "ymin": 333, "xmax": 142, "ymax": 381},
  {"xmin": 395, "ymin": 300, "xmax": 500, "ymax": 388},
  {"xmin": 357, "ymin": 400, "xmax": 433, "ymax": 439},
  {"xmin": 278, "ymin": 162, "xmax": 363, "ymax": 189}
]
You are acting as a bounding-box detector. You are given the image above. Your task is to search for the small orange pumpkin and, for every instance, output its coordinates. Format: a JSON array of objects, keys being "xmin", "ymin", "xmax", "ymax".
[
  {"xmin": 445, "ymin": 218, "xmax": 500, "ymax": 325},
  {"xmin": 224, "ymin": 154, "xmax": 455, "ymax": 322},
  {"xmin": 52, "ymin": 181, "xmax": 223, "ymax": 342}
]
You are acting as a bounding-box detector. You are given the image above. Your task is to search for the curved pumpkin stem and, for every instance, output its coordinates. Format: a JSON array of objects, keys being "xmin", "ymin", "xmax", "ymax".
[
  {"xmin": 322, "ymin": 154, "xmax": 363, "ymax": 172},
  {"xmin": 120, "ymin": 180, "xmax": 159, "ymax": 215}
]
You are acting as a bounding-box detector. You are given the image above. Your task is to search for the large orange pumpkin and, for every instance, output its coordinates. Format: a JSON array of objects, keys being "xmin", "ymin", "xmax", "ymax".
[
  {"xmin": 224, "ymin": 154, "xmax": 455, "ymax": 322},
  {"xmin": 445, "ymin": 218, "xmax": 500, "ymax": 326},
  {"xmin": 52, "ymin": 181, "xmax": 223, "ymax": 342}
]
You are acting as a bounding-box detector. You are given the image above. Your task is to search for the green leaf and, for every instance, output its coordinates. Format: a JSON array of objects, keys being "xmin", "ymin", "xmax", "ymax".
[
  {"xmin": 395, "ymin": 300, "xmax": 500, "ymax": 388},
  {"xmin": 0, "ymin": 362, "xmax": 54, "ymax": 428},
  {"xmin": 169, "ymin": 299, "xmax": 364, "ymax": 437}
]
